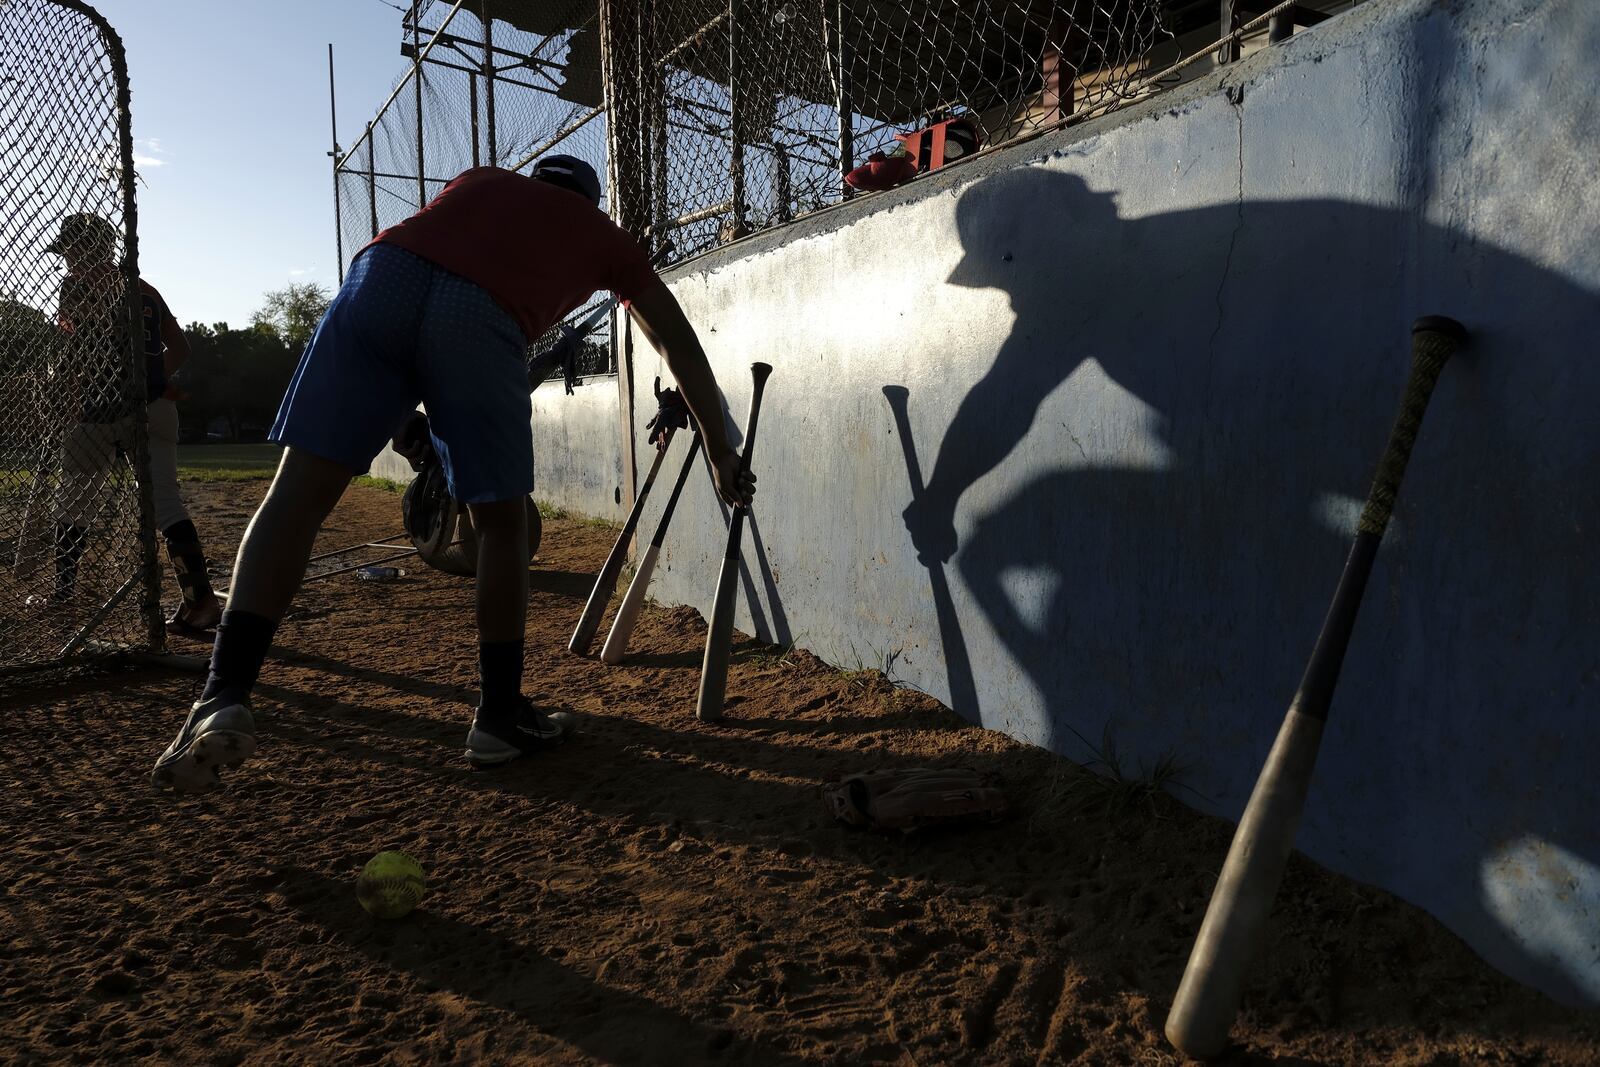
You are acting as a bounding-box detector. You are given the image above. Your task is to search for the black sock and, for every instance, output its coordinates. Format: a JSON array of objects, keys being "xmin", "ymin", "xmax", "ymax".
[
  {"xmin": 202, "ymin": 609, "xmax": 278, "ymax": 704},
  {"xmin": 53, "ymin": 523, "xmax": 88, "ymax": 600},
  {"xmin": 478, "ymin": 640, "xmax": 524, "ymax": 713},
  {"xmin": 162, "ymin": 520, "xmax": 216, "ymax": 605}
]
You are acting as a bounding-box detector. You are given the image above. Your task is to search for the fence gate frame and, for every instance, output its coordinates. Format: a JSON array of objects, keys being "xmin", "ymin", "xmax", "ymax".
[{"xmin": 0, "ymin": 0, "xmax": 166, "ymax": 687}]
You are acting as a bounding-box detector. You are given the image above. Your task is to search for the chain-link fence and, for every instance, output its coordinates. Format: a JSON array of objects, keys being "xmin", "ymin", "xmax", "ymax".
[
  {"xmin": 611, "ymin": 0, "xmax": 1176, "ymax": 260},
  {"xmin": 0, "ymin": 0, "xmax": 163, "ymax": 684},
  {"xmin": 338, "ymin": 2, "xmax": 1366, "ymax": 279},
  {"xmin": 334, "ymin": 0, "xmax": 617, "ymax": 378}
]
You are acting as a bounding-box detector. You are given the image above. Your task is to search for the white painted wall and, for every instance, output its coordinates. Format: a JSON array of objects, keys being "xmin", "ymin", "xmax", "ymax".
[
  {"xmin": 618, "ymin": 0, "xmax": 1600, "ymax": 1006},
  {"xmin": 369, "ymin": 376, "xmax": 625, "ymax": 522}
]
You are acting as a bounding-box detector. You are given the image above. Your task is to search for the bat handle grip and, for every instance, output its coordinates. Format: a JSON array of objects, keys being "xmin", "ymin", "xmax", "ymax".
[
  {"xmin": 733, "ymin": 363, "xmax": 774, "ymax": 505},
  {"xmin": 1356, "ymin": 316, "xmax": 1466, "ymax": 536}
]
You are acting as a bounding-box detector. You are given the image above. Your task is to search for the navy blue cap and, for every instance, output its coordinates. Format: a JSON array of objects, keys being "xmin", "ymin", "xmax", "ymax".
[{"xmin": 530, "ymin": 154, "xmax": 602, "ymax": 205}]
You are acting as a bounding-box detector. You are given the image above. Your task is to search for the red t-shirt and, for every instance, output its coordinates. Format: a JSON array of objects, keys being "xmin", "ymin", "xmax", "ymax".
[{"xmin": 372, "ymin": 166, "xmax": 658, "ymax": 343}]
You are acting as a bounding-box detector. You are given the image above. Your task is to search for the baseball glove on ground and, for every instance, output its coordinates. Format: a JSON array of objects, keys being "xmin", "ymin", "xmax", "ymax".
[{"xmin": 822, "ymin": 768, "xmax": 1008, "ymax": 833}]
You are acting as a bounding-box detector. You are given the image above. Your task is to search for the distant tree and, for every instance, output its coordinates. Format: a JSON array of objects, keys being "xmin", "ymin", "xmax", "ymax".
[
  {"xmin": 249, "ymin": 282, "xmax": 330, "ymax": 353},
  {"xmin": 0, "ymin": 297, "xmax": 55, "ymax": 376},
  {"xmin": 175, "ymin": 319, "xmax": 297, "ymax": 441},
  {"xmin": 0, "ymin": 298, "xmax": 58, "ymax": 453}
]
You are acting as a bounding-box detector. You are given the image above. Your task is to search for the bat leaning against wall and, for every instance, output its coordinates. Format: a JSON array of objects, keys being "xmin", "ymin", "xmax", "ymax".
[
  {"xmin": 695, "ymin": 362, "xmax": 772, "ymax": 722},
  {"xmin": 1165, "ymin": 315, "xmax": 1468, "ymax": 1060}
]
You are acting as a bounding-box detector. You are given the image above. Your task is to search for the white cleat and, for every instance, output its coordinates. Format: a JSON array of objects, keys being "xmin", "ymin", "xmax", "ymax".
[{"xmin": 151, "ymin": 697, "xmax": 257, "ymax": 794}]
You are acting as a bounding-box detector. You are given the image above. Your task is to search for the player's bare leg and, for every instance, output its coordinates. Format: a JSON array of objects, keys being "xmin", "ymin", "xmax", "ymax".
[
  {"xmin": 224, "ymin": 448, "xmax": 354, "ymax": 620},
  {"xmin": 470, "ymin": 497, "xmax": 529, "ymax": 642},
  {"xmin": 152, "ymin": 447, "xmax": 352, "ymax": 793},
  {"xmin": 463, "ymin": 497, "xmax": 572, "ymax": 766}
]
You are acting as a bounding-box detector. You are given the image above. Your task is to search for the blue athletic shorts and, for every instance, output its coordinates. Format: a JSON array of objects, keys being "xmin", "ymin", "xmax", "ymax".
[{"xmin": 269, "ymin": 242, "xmax": 532, "ymax": 504}]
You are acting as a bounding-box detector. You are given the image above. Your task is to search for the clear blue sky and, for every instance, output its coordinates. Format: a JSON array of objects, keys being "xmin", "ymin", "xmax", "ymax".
[{"xmin": 91, "ymin": 0, "xmax": 412, "ymax": 328}]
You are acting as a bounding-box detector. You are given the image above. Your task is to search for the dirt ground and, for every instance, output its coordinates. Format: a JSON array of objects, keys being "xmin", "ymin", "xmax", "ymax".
[{"xmin": 3, "ymin": 481, "xmax": 1598, "ymax": 1066}]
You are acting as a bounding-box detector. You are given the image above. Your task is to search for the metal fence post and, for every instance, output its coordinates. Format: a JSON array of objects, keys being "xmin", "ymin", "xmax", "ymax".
[
  {"xmin": 412, "ymin": 1, "xmax": 426, "ymax": 205},
  {"xmin": 728, "ymin": 0, "xmax": 748, "ymax": 236},
  {"xmin": 1269, "ymin": 7, "xmax": 1293, "ymax": 43},
  {"xmin": 835, "ymin": 0, "xmax": 853, "ymax": 199},
  {"xmin": 366, "ymin": 123, "xmax": 378, "ymax": 237},
  {"xmin": 106, "ymin": 8, "xmax": 164, "ymax": 656},
  {"xmin": 1219, "ymin": 0, "xmax": 1241, "ymax": 64},
  {"xmin": 469, "ymin": 69, "xmax": 480, "ymax": 168},
  {"xmin": 652, "ymin": 73, "xmax": 668, "ymax": 240},
  {"xmin": 482, "ymin": 0, "xmax": 497, "ymax": 165},
  {"xmin": 774, "ymin": 145, "xmax": 792, "ymax": 223},
  {"xmin": 328, "ymin": 43, "xmax": 345, "ymax": 284},
  {"xmin": 627, "ymin": 2, "xmax": 646, "ymax": 235}
]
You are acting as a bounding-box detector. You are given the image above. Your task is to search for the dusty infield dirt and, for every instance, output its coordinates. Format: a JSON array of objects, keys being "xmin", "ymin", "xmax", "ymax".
[{"xmin": 3, "ymin": 481, "xmax": 1598, "ymax": 1066}]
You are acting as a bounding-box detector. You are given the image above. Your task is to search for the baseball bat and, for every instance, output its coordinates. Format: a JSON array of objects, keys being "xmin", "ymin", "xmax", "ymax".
[
  {"xmin": 1164, "ymin": 315, "xmax": 1467, "ymax": 1060},
  {"xmin": 568, "ymin": 426, "xmax": 676, "ymax": 656},
  {"xmin": 695, "ymin": 362, "xmax": 773, "ymax": 722},
  {"xmin": 882, "ymin": 386, "xmax": 980, "ymax": 718},
  {"xmin": 600, "ymin": 433, "xmax": 702, "ymax": 664}
]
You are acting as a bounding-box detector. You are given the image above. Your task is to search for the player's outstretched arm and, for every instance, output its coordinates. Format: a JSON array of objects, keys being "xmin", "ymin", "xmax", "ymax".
[{"xmin": 626, "ymin": 279, "xmax": 754, "ymax": 508}]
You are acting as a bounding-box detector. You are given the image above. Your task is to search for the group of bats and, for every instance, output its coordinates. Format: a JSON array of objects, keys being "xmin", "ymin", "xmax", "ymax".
[
  {"xmin": 557, "ymin": 315, "xmax": 1467, "ymax": 1059},
  {"xmin": 566, "ymin": 360, "xmax": 773, "ymax": 724}
]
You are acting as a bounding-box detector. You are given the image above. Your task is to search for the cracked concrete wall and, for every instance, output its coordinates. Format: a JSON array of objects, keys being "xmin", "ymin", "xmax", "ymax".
[{"xmin": 615, "ymin": 0, "xmax": 1598, "ymax": 1004}]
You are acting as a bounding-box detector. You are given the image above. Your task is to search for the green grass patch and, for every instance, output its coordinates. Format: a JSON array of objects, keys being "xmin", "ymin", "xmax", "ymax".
[
  {"xmin": 175, "ymin": 443, "xmax": 281, "ymax": 482},
  {"xmin": 353, "ymin": 475, "xmax": 407, "ymax": 495},
  {"xmin": 532, "ymin": 500, "xmax": 617, "ymax": 529},
  {"xmin": 0, "ymin": 469, "xmax": 39, "ymax": 497}
]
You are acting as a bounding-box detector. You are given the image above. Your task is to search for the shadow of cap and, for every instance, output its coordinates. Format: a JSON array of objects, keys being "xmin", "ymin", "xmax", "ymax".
[{"xmin": 947, "ymin": 169, "xmax": 1117, "ymax": 289}]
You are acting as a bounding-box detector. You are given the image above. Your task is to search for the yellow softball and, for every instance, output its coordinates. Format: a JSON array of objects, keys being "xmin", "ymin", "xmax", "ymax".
[{"xmin": 356, "ymin": 850, "xmax": 426, "ymax": 919}]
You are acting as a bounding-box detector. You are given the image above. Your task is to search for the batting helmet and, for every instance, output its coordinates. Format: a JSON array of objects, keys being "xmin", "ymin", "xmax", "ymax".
[{"xmin": 45, "ymin": 213, "xmax": 117, "ymax": 261}]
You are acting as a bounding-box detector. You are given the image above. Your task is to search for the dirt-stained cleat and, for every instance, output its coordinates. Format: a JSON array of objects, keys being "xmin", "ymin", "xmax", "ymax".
[
  {"xmin": 466, "ymin": 697, "xmax": 576, "ymax": 768},
  {"xmin": 165, "ymin": 596, "xmax": 223, "ymax": 635},
  {"xmin": 151, "ymin": 697, "xmax": 257, "ymax": 794}
]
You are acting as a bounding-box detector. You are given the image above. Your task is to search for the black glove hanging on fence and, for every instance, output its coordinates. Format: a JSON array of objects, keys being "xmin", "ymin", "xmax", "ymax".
[
  {"xmin": 645, "ymin": 376, "xmax": 691, "ymax": 448},
  {"xmin": 558, "ymin": 324, "xmax": 581, "ymax": 395}
]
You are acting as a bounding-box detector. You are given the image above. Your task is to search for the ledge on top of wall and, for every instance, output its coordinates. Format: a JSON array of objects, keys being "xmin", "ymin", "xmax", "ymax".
[{"xmin": 658, "ymin": 0, "xmax": 1399, "ymax": 282}]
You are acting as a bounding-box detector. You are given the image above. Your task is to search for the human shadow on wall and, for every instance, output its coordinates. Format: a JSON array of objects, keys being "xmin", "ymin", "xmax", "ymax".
[{"xmin": 898, "ymin": 166, "xmax": 1600, "ymax": 1003}]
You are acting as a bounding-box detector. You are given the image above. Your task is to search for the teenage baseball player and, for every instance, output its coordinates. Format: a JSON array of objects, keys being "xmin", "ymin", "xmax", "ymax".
[
  {"xmin": 151, "ymin": 156, "xmax": 754, "ymax": 793},
  {"xmin": 37, "ymin": 213, "xmax": 223, "ymax": 632}
]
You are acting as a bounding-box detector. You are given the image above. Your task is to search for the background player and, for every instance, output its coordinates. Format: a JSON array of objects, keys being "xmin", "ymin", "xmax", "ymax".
[{"xmin": 41, "ymin": 213, "xmax": 224, "ymax": 632}]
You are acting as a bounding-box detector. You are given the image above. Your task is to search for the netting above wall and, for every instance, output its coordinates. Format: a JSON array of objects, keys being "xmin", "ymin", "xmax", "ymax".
[
  {"xmin": 336, "ymin": 2, "xmax": 1369, "ymax": 293},
  {"xmin": 334, "ymin": 1, "xmax": 616, "ymax": 377},
  {"xmin": 607, "ymin": 0, "xmax": 1180, "ymax": 261}
]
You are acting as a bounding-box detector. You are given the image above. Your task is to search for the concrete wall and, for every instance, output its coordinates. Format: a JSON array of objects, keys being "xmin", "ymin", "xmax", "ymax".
[
  {"xmin": 528, "ymin": 377, "xmax": 626, "ymax": 522},
  {"xmin": 370, "ymin": 377, "xmax": 625, "ymax": 522},
  {"xmin": 623, "ymin": 0, "xmax": 1600, "ymax": 1005}
]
